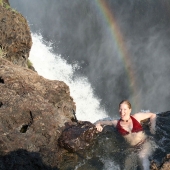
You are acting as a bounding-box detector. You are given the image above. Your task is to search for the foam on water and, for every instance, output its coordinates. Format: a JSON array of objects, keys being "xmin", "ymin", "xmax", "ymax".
[
  {"xmin": 102, "ymin": 158, "xmax": 120, "ymax": 170},
  {"xmin": 29, "ymin": 33, "xmax": 107, "ymax": 123}
]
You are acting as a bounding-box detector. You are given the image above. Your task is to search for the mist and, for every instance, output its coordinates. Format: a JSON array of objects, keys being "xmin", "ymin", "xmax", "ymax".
[{"xmin": 10, "ymin": 0, "xmax": 170, "ymax": 116}]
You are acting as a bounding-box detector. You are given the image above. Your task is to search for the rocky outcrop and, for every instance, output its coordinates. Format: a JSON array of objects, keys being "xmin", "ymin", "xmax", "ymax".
[
  {"xmin": 151, "ymin": 154, "xmax": 170, "ymax": 170},
  {"xmin": 58, "ymin": 121, "xmax": 98, "ymax": 152},
  {"xmin": 0, "ymin": 2, "xmax": 32, "ymax": 67},
  {"xmin": 0, "ymin": 1, "xmax": 82, "ymax": 168},
  {"xmin": 0, "ymin": 57, "xmax": 76, "ymax": 167}
]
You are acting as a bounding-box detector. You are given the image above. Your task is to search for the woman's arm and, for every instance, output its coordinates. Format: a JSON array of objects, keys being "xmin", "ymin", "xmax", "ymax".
[
  {"xmin": 95, "ymin": 120, "xmax": 118, "ymax": 132},
  {"xmin": 133, "ymin": 112, "xmax": 157, "ymax": 134}
]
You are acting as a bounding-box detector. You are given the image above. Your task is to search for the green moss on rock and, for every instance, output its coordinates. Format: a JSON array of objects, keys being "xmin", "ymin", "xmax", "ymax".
[
  {"xmin": 27, "ymin": 59, "xmax": 33, "ymax": 69},
  {"xmin": 0, "ymin": 0, "xmax": 10, "ymax": 9}
]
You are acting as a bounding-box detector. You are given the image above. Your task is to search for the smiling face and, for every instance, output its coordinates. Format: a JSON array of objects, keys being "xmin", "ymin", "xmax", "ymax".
[{"xmin": 119, "ymin": 103, "xmax": 132, "ymax": 121}]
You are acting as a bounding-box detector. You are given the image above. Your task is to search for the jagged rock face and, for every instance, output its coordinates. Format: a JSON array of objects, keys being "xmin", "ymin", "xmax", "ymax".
[
  {"xmin": 0, "ymin": 58, "xmax": 76, "ymax": 167},
  {"xmin": 0, "ymin": 3, "xmax": 32, "ymax": 67},
  {"xmin": 58, "ymin": 121, "xmax": 98, "ymax": 152}
]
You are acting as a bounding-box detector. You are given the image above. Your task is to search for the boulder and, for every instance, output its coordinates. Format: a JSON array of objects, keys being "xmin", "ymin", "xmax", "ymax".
[{"xmin": 58, "ymin": 121, "xmax": 98, "ymax": 152}]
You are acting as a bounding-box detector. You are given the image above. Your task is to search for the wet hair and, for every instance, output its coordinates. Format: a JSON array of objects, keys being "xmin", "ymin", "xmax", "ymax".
[{"xmin": 119, "ymin": 100, "xmax": 132, "ymax": 109}]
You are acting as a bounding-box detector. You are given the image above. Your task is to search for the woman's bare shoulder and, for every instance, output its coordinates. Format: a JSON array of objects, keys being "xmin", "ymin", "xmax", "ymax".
[{"xmin": 132, "ymin": 112, "xmax": 156, "ymax": 122}]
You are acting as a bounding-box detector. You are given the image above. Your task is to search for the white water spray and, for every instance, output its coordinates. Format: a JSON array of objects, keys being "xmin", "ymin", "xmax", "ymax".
[{"xmin": 29, "ymin": 33, "xmax": 107, "ymax": 122}]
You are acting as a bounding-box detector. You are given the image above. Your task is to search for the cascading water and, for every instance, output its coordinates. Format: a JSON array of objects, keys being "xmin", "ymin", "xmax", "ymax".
[{"xmin": 29, "ymin": 33, "xmax": 107, "ymax": 123}]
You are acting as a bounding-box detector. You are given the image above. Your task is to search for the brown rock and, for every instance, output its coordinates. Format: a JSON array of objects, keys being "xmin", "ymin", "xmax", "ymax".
[
  {"xmin": 58, "ymin": 121, "xmax": 98, "ymax": 152},
  {"xmin": 0, "ymin": 58, "xmax": 76, "ymax": 167},
  {"xmin": 2, "ymin": 0, "xmax": 9, "ymax": 5},
  {"xmin": 150, "ymin": 161, "xmax": 159, "ymax": 170},
  {"xmin": 0, "ymin": 3, "xmax": 32, "ymax": 68},
  {"xmin": 150, "ymin": 154, "xmax": 170, "ymax": 170},
  {"xmin": 160, "ymin": 161, "xmax": 170, "ymax": 170},
  {"xmin": 160, "ymin": 154, "xmax": 170, "ymax": 170}
]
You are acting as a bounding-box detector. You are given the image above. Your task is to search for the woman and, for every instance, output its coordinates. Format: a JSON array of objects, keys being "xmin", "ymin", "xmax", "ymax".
[{"xmin": 95, "ymin": 100, "xmax": 157, "ymax": 170}]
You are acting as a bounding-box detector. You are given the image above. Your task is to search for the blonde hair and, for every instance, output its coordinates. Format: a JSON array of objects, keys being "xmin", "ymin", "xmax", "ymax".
[{"xmin": 119, "ymin": 100, "xmax": 131, "ymax": 109}]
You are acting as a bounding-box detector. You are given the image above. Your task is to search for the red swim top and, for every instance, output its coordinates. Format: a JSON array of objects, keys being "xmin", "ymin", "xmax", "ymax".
[{"xmin": 116, "ymin": 116, "xmax": 143, "ymax": 136}]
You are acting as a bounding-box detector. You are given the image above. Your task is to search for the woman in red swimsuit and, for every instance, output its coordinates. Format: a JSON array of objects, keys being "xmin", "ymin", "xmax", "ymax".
[{"xmin": 95, "ymin": 100, "xmax": 157, "ymax": 170}]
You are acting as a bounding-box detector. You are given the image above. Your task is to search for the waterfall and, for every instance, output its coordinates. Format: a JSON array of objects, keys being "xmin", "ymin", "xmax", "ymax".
[{"xmin": 29, "ymin": 33, "xmax": 107, "ymax": 123}]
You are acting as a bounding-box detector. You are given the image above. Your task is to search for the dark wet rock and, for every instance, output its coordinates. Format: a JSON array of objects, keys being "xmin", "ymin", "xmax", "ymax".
[
  {"xmin": 58, "ymin": 121, "xmax": 98, "ymax": 152},
  {"xmin": 150, "ymin": 111, "xmax": 170, "ymax": 170},
  {"xmin": 0, "ymin": 149, "xmax": 59, "ymax": 170}
]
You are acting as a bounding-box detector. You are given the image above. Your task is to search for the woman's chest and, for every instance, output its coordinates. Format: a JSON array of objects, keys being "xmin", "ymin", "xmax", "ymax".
[{"xmin": 120, "ymin": 121, "xmax": 133, "ymax": 133}]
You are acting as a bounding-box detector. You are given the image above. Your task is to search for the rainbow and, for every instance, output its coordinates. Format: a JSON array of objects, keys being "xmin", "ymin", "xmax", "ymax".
[{"xmin": 93, "ymin": 0, "xmax": 140, "ymax": 110}]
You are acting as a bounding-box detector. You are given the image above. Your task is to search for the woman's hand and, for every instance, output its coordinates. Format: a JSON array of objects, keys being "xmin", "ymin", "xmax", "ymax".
[{"xmin": 95, "ymin": 123, "xmax": 103, "ymax": 132}]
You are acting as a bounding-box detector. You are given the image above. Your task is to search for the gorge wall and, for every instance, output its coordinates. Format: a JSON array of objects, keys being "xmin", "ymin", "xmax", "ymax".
[{"xmin": 0, "ymin": 1, "xmax": 76, "ymax": 168}]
